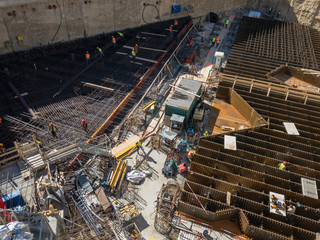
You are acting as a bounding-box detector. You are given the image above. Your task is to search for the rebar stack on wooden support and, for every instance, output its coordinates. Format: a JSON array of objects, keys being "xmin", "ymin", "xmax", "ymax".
[{"xmin": 178, "ymin": 17, "xmax": 320, "ymax": 240}]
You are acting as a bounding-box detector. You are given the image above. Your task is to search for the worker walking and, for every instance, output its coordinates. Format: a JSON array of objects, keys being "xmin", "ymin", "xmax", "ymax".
[
  {"xmin": 85, "ymin": 51, "xmax": 90, "ymax": 65},
  {"xmin": 225, "ymin": 19, "xmax": 230, "ymax": 28},
  {"xmin": 96, "ymin": 47, "xmax": 104, "ymax": 58},
  {"xmin": 216, "ymin": 38, "xmax": 220, "ymax": 46},
  {"xmin": 201, "ymin": 32, "xmax": 205, "ymax": 42},
  {"xmin": 278, "ymin": 161, "xmax": 287, "ymax": 170},
  {"xmin": 81, "ymin": 119, "xmax": 88, "ymax": 132},
  {"xmin": 49, "ymin": 122, "xmax": 57, "ymax": 138},
  {"xmin": 112, "ymin": 36, "xmax": 116, "ymax": 47},
  {"xmin": 203, "ymin": 131, "xmax": 209, "ymax": 137},
  {"xmin": 118, "ymin": 32, "xmax": 124, "ymax": 37},
  {"xmin": 131, "ymin": 48, "xmax": 136, "ymax": 61},
  {"xmin": 136, "ymin": 138, "xmax": 144, "ymax": 154},
  {"xmin": 212, "ymin": 37, "xmax": 216, "ymax": 46}
]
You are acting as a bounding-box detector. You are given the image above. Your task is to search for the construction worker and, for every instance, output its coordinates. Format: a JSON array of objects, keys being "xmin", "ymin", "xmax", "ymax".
[
  {"xmin": 216, "ymin": 38, "xmax": 220, "ymax": 46},
  {"xmin": 189, "ymin": 39, "xmax": 193, "ymax": 46},
  {"xmin": 131, "ymin": 48, "xmax": 136, "ymax": 61},
  {"xmin": 225, "ymin": 19, "xmax": 230, "ymax": 28},
  {"xmin": 277, "ymin": 10, "xmax": 281, "ymax": 18},
  {"xmin": 187, "ymin": 151, "xmax": 194, "ymax": 161},
  {"xmin": 118, "ymin": 32, "xmax": 124, "ymax": 37},
  {"xmin": 212, "ymin": 37, "xmax": 216, "ymax": 46},
  {"xmin": 0, "ymin": 117, "xmax": 2, "ymax": 125},
  {"xmin": 293, "ymin": 83, "xmax": 298, "ymax": 88},
  {"xmin": 203, "ymin": 131, "xmax": 209, "ymax": 137},
  {"xmin": 136, "ymin": 138, "xmax": 143, "ymax": 154},
  {"xmin": 169, "ymin": 25, "xmax": 173, "ymax": 37},
  {"xmin": 36, "ymin": 140, "xmax": 43, "ymax": 149},
  {"xmin": 174, "ymin": 19, "xmax": 178, "ymax": 27},
  {"xmin": 201, "ymin": 32, "xmax": 205, "ymax": 42},
  {"xmin": 134, "ymin": 44, "xmax": 139, "ymax": 52},
  {"xmin": 112, "ymin": 36, "xmax": 116, "ymax": 47},
  {"xmin": 49, "ymin": 122, "xmax": 57, "ymax": 138},
  {"xmin": 85, "ymin": 51, "xmax": 90, "ymax": 65},
  {"xmin": 81, "ymin": 119, "xmax": 88, "ymax": 132},
  {"xmin": 0, "ymin": 143, "xmax": 5, "ymax": 154},
  {"xmin": 278, "ymin": 161, "xmax": 287, "ymax": 170},
  {"xmin": 96, "ymin": 47, "xmax": 104, "ymax": 58},
  {"xmin": 269, "ymin": 7, "xmax": 273, "ymax": 14}
]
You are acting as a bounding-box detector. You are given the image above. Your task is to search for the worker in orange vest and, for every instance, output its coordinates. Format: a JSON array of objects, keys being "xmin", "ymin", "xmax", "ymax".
[
  {"xmin": 135, "ymin": 44, "xmax": 139, "ymax": 52},
  {"xmin": 85, "ymin": 51, "xmax": 90, "ymax": 65},
  {"xmin": 174, "ymin": 19, "xmax": 178, "ymax": 27},
  {"xmin": 0, "ymin": 143, "xmax": 5, "ymax": 154},
  {"xmin": 169, "ymin": 25, "xmax": 173, "ymax": 37},
  {"xmin": 112, "ymin": 36, "xmax": 116, "ymax": 47},
  {"xmin": 216, "ymin": 38, "xmax": 220, "ymax": 46},
  {"xmin": 0, "ymin": 117, "xmax": 2, "ymax": 126},
  {"xmin": 189, "ymin": 39, "xmax": 193, "ymax": 46},
  {"xmin": 81, "ymin": 119, "xmax": 88, "ymax": 132},
  {"xmin": 201, "ymin": 32, "xmax": 205, "ymax": 42}
]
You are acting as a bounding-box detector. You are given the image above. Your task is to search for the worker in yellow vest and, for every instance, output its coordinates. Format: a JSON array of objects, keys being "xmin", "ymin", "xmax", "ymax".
[
  {"xmin": 187, "ymin": 151, "xmax": 194, "ymax": 161},
  {"xmin": 131, "ymin": 48, "xmax": 136, "ymax": 61},
  {"xmin": 49, "ymin": 122, "xmax": 57, "ymax": 138},
  {"xmin": 278, "ymin": 161, "xmax": 287, "ymax": 170},
  {"xmin": 203, "ymin": 131, "xmax": 209, "ymax": 137}
]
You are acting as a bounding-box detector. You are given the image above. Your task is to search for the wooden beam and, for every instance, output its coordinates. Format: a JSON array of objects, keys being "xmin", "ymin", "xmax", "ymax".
[{"xmin": 82, "ymin": 82, "xmax": 114, "ymax": 91}]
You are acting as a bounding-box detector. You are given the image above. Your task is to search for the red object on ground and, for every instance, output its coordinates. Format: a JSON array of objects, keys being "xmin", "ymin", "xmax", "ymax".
[{"xmin": 178, "ymin": 163, "xmax": 188, "ymax": 174}]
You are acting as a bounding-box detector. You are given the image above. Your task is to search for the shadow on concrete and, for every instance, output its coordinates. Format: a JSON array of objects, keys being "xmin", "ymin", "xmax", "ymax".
[{"xmin": 133, "ymin": 214, "xmax": 150, "ymax": 232}]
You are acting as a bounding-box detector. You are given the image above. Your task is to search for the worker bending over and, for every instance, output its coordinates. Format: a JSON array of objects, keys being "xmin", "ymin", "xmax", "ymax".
[
  {"xmin": 203, "ymin": 131, "xmax": 209, "ymax": 137},
  {"xmin": 278, "ymin": 161, "xmax": 287, "ymax": 170},
  {"xmin": 97, "ymin": 47, "xmax": 104, "ymax": 58},
  {"xmin": 49, "ymin": 122, "xmax": 57, "ymax": 138},
  {"xmin": 118, "ymin": 32, "xmax": 124, "ymax": 37},
  {"xmin": 85, "ymin": 51, "xmax": 90, "ymax": 65},
  {"xmin": 82, "ymin": 119, "xmax": 88, "ymax": 132}
]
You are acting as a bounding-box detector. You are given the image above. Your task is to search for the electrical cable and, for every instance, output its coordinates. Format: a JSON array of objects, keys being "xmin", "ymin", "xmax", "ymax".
[
  {"xmin": 51, "ymin": 0, "xmax": 63, "ymax": 43},
  {"xmin": 142, "ymin": 3, "xmax": 160, "ymax": 24}
]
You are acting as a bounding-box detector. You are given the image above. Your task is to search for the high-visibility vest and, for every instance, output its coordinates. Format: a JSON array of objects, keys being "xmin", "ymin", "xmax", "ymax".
[
  {"xmin": 132, "ymin": 50, "xmax": 136, "ymax": 56},
  {"xmin": 112, "ymin": 37, "xmax": 116, "ymax": 44},
  {"xmin": 85, "ymin": 53, "xmax": 90, "ymax": 59},
  {"xmin": 278, "ymin": 163, "xmax": 286, "ymax": 170},
  {"xmin": 212, "ymin": 37, "xmax": 216, "ymax": 43},
  {"xmin": 49, "ymin": 124, "xmax": 56, "ymax": 132},
  {"xmin": 82, "ymin": 121, "xmax": 87, "ymax": 128},
  {"xmin": 203, "ymin": 132, "xmax": 209, "ymax": 137},
  {"xmin": 217, "ymin": 38, "xmax": 220, "ymax": 43},
  {"xmin": 226, "ymin": 20, "xmax": 229, "ymax": 25},
  {"xmin": 269, "ymin": 7, "xmax": 272, "ymax": 11},
  {"xmin": 169, "ymin": 26, "xmax": 172, "ymax": 31},
  {"xmin": 118, "ymin": 32, "xmax": 124, "ymax": 37},
  {"xmin": 97, "ymin": 48, "xmax": 102, "ymax": 52},
  {"xmin": 135, "ymin": 45, "xmax": 138, "ymax": 51},
  {"xmin": 202, "ymin": 32, "xmax": 205, "ymax": 37},
  {"xmin": 137, "ymin": 141, "xmax": 142, "ymax": 147},
  {"xmin": 174, "ymin": 20, "xmax": 178, "ymax": 26},
  {"xmin": 189, "ymin": 40, "xmax": 193, "ymax": 46}
]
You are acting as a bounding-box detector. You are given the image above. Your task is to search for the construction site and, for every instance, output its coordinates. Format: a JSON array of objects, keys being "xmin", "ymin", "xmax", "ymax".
[{"xmin": 0, "ymin": 0, "xmax": 320, "ymax": 239}]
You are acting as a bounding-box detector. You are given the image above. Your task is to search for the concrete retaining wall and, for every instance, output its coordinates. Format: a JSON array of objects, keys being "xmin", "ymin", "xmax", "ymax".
[{"xmin": 0, "ymin": 0, "xmax": 246, "ymax": 54}]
